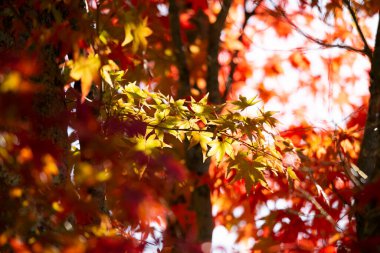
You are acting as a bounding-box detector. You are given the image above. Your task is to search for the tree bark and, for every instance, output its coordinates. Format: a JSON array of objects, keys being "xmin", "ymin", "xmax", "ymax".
[
  {"xmin": 206, "ymin": 0, "xmax": 233, "ymax": 105},
  {"xmin": 0, "ymin": 2, "xmax": 71, "ymax": 244},
  {"xmin": 169, "ymin": 0, "xmax": 191, "ymax": 98},
  {"xmin": 1, "ymin": 1, "xmax": 70, "ymax": 186},
  {"xmin": 356, "ymin": 10, "xmax": 380, "ymax": 249},
  {"xmin": 34, "ymin": 46, "xmax": 70, "ymax": 182},
  {"xmin": 168, "ymin": 0, "xmax": 213, "ymax": 245},
  {"xmin": 167, "ymin": 0, "xmax": 231, "ymax": 247}
]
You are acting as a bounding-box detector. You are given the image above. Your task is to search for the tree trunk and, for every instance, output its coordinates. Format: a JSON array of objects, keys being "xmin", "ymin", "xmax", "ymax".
[
  {"xmin": 168, "ymin": 0, "xmax": 213, "ymax": 247},
  {"xmin": 0, "ymin": 2, "xmax": 71, "ymax": 244},
  {"xmin": 167, "ymin": 0, "xmax": 232, "ymax": 248},
  {"xmin": 356, "ymin": 10, "xmax": 380, "ymax": 250}
]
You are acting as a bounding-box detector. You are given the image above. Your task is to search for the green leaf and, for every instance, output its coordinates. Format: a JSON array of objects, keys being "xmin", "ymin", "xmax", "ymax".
[
  {"xmin": 232, "ymin": 95, "xmax": 259, "ymax": 111},
  {"xmin": 229, "ymin": 156, "xmax": 268, "ymax": 192},
  {"xmin": 122, "ymin": 82, "xmax": 148, "ymax": 100},
  {"xmin": 189, "ymin": 131, "xmax": 213, "ymax": 161},
  {"xmin": 207, "ymin": 138, "xmax": 234, "ymax": 163},
  {"xmin": 287, "ymin": 167, "xmax": 299, "ymax": 180},
  {"xmin": 134, "ymin": 134, "xmax": 170, "ymax": 154},
  {"xmin": 259, "ymin": 110, "xmax": 278, "ymax": 127}
]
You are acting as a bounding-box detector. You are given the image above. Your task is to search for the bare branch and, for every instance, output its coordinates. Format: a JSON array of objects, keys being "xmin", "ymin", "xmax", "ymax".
[
  {"xmin": 268, "ymin": 1, "xmax": 366, "ymax": 55},
  {"xmin": 169, "ymin": 0, "xmax": 191, "ymax": 98},
  {"xmin": 296, "ymin": 188, "xmax": 342, "ymax": 231},
  {"xmin": 206, "ymin": 0, "xmax": 233, "ymax": 104},
  {"xmin": 343, "ymin": 0, "xmax": 373, "ymax": 60},
  {"xmin": 223, "ymin": 0, "xmax": 264, "ymax": 102}
]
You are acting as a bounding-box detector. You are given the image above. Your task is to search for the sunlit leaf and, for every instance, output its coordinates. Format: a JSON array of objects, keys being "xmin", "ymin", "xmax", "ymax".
[
  {"xmin": 69, "ymin": 54, "xmax": 101, "ymax": 101},
  {"xmin": 189, "ymin": 131, "xmax": 213, "ymax": 161},
  {"xmin": 208, "ymin": 138, "xmax": 234, "ymax": 163},
  {"xmin": 122, "ymin": 23, "xmax": 135, "ymax": 46},
  {"xmin": 122, "ymin": 17, "xmax": 152, "ymax": 52},
  {"xmin": 286, "ymin": 166, "xmax": 299, "ymax": 180},
  {"xmin": 232, "ymin": 95, "xmax": 259, "ymax": 111}
]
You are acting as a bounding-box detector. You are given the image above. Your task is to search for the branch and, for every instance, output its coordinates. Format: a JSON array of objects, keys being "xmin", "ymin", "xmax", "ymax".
[
  {"xmin": 169, "ymin": 0, "xmax": 191, "ymax": 98},
  {"xmin": 357, "ymin": 10, "xmax": 380, "ymax": 181},
  {"xmin": 268, "ymin": 1, "xmax": 366, "ymax": 55},
  {"xmin": 342, "ymin": 0, "xmax": 373, "ymax": 60},
  {"xmin": 296, "ymin": 188, "xmax": 342, "ymax": 231},
  {"xmin": 331, "ymin": 182, "xmax": 350, "ymax": 206},
  {"xmin": 206, "ymin": 0, "xmax": 233, "ymax": 104},
  {"xmin": 335, "ymin": 136, "xmax": 363, "ymax": 187},
  {"xmin": 223, "ymin": 0, "xmax": 264, "ymax": 102},
  {"xmin": 6, "ymin": 2, "xmax": 30, "ymax": 31},
  {"xmin": 145, "ymin": 123, "xmax": 282, "ymax": 161}
]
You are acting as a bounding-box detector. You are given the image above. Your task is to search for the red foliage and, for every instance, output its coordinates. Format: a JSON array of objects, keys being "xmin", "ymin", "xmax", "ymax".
[{"xmin": 0, "ymin": 0, "xmax": 376, "ymax": 252}]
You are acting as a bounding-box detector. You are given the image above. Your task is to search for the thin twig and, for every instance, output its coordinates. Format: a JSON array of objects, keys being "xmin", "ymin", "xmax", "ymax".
[
  {"xmin": 145, "ymin": 123, "xmax": 283, "ymax": 161},
  {"xmin": 267, "ymin": 1, "xmax": 366, "ymax": 55},
  {"xmin": 335, "ymin": 135, "xmax": 362, "ymax": 187},
  {"xmin": 223, "ymin": 0, "xmax": 264, "ymax": 102},
  {"xmin": 296, "ymin": 188, "xmax": 343, "ymax": 232}
]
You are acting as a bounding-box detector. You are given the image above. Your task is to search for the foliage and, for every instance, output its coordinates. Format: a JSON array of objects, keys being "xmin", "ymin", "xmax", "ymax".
[{"xmin": 1, "ymin": 0, "xmax": 380, "ymax": 252}]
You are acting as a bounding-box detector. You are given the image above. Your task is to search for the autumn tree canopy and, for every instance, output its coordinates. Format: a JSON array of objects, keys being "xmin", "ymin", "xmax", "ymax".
[{"xmin": 1, "ymin": 0, "xmax": 380, "ymax": 252}]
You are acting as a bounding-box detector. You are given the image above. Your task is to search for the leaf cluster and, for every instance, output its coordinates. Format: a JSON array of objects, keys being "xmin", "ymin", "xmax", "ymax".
[{"xmin": 107, "ymin": 81, "xmax": 287, "ymax": 192}]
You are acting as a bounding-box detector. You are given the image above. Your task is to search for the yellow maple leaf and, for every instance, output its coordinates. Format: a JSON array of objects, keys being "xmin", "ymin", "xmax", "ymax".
[
  {"xmin": 122, "ymin": 23, "xmax": 135, "ymax": 46},
  {"xmin": 132, "ymin": 17, "xmax": 152, "ymax": 52},
  {"xmin": 100, "ymin": 60, "xmax": 119, "ymax": 87},
  {"xmin": 122, "ymin": 18, "xmax": 152, "ymax": 52},
  {"xmin": 70, "ymin": 54, "xmax": 101, "ymax": 101}
]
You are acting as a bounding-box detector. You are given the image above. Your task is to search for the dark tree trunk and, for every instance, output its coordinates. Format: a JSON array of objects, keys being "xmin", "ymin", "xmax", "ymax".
[
  {"xmin": 167, "ymin": 0, "xmax": 232, "ymax": 247},
  {"xmin": 1, "ymin": 2, "xmax": 70, "ymax": 185},
  {"xmin": 34, "ymin": 46, "xmax": 70, "ymax": 182},
  {"xmin": 356, "ymin": 10, "xmax": 380, "ymax": 251},
  {"xmin": 0, "ymin": 2, "xmax": 70, "ymax": 244}
]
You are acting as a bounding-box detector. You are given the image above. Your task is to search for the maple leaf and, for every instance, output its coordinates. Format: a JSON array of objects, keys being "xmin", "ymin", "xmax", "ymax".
[
  {"xmin": 228, "ymin": 156, "xmax": 268, "ymax": 192},
  {"xmin": 122, "ymin": 24, "xmax": 134, "ymax": 47},
  {"xmin": 123, "ymin": 18, "xmax": 153, "ymax": 52},
  {"xmin": 363, "ymin": 0, "xmax": 380, "ymax": 16},
  {"xmin": 134, "ymin": 134, "xmax": 171, "ymax": 154},
  {"xmin": 272, "ymin": 19, "xmax": 292, "ymax": 37},
  {"xmin": 259, "ymin": 110, "xmax": 278, "ymax": 127},
  {"xmin": 289, "ymin": 52, "xmax": 310, "ymax": 70},
  {"xmin": 286, "ymin": 166, "xmax": 299, "ymax": 180},
  {"xmin": 69, "ymin": 54, "xmax": 101, "ymax": 101},
  {"xmin": 4, "ymin": 0, "xmax": 374, "ymax": 250},
  {"xmin": 188, "ymin": 131, "xmax": 213, "ymax": 161},
  {"xmin": 335, "ymin": 90, "xmax": 350, "ymax": 110},
  {"xmin": 100, "ymin": 60, "xmax": 119, "ymax": 87},
  {"xmin": 0, "ymin": 72, "xmax": 22, "ymax": 92},
  {"xmin": 207, "ymin": 138, "xmax": 234, "ymax": 163},
  {"xmin": 263, "ymin": 56, "xmax": 283, "ymax": 77},
  {"xmin": 232, "ymin": 95, "xmax": 259, "ymax": 111}
]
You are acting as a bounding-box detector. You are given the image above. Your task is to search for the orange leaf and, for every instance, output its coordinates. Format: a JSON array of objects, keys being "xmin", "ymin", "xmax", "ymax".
[
  {"xmin": 289, "ymin": 52, "xmax": 310, "ymax": 70},
  {"xmin": 264, "ymin": 57, "xmax": 283, "ymax": 77}
]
